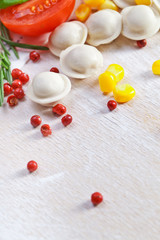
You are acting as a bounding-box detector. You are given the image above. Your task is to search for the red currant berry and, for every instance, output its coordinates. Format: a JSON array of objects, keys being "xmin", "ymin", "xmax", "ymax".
[
  {"xmin": 29, "ymin": 51, "xmax": 40, "ymax": 62},
  {"xmin": 52, "ymin": 104, "xmax": 66, "ymax": 116},
  {"xmin": 27, "ymin": 160, "xmax": 38, "ymax": 173},
  {"xmin": 4, "ymin": 83, "xmax": 9, "ymax": 86},
  {"xmin": 137, "ymin": 39, "xmax": 147, "ymax": 48},
  {"xmin": 107, "ymin": 100, "xmax": 117, "ymax": 111},
  {"xmin": 50, "ymin": 67, "xmax": 59, "ymax": 73},
  {"xmin": 14, "ymin": 88, "xmax": 25, "ymax": 99},
  {"xmin": 7, "ymin": 95, "xmax": 18, "ymax": 106},
  {"xmin": 19, "ymin": 73, "xmax": 29, "ymax": 84},
  {"xmin": 4, "ymin": 83, "xmax": 13, "ymax": 96},
  {"xmin": 41, "ymin": 124, "xmax": 52, "ymax": 136},
  {"xmin": 12, "ymin": 79, "xmax": 22, "ymax": 89},
  {"xmin": 61, "ymin": 114, "xmax": 72, "ymax": 126},
  {"xmin": 91, "ymin": 192, "xmax": 103, "ymax": 206},
  {"xmin": 11, "ymin": 68, "xmax": 22, "ymax": 79},
  {"xmin": 30, "ymin": 115, "xmax": 42, "ymax": 127}
]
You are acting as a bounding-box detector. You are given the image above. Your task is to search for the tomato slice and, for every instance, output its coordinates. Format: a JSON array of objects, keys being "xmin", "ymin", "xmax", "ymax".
[{"xmin": 0, "ymin": 0, "xmax": 75, "ymax": 36}]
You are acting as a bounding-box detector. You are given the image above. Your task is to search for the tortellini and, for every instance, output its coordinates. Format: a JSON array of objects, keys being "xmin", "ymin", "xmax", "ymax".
[
  {"xmin": 27, "ymin": 72, "xmax": 71, "ymax": 106},
  {"xmin": 121, "ymin": 5, "xmax": 160, "ymax": 40},
  {"xmin": 48, "ymin": 21, "xmax": 87, "ymax": 57},
  {"xmin": 60, "ymin": 44, "xmax": 103, "ymax": 79},
  {"xmin": 85, "ymin": 9, "xmax": 122, "ymax": 46}
]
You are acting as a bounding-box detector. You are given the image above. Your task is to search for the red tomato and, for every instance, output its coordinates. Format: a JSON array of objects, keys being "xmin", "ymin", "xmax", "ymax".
[{"xmin": 0, "ymin": 0, "xmax": 75, "ymax": 36}]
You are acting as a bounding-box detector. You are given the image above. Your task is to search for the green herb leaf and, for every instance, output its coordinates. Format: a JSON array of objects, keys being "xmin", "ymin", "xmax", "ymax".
[
  {"xmin": 0, "ymin": 69, "xmax": 4, "ymax": 106},
  {"xmin": 1, "ymin": 23, "xmax": 19, "ymax": 59},
  {"xmin": 0, "ymin": 0, "xmax": 30, "ymax": 9}
]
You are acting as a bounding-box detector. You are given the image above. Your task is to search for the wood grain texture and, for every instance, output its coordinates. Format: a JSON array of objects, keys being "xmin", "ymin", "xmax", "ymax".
[{"xmin": 0, "ymin": 2, "xmax": 160, "ymax": 239}]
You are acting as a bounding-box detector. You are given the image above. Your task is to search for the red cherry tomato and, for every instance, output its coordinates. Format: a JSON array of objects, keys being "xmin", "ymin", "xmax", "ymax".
[{"xmin": 0, "ymin": 0, "xmax": 75, "ymax": 36}]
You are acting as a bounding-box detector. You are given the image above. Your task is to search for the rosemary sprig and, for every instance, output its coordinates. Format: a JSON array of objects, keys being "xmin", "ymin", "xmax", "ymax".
[
  {"xmin": 0, "ymin": 23, "xmax": 18, "ymax": 106},
  {"xmin": 0, "ymin": 22, "xmax": 49, "ymax": 106},
  {"xmin": 0, "ymin": 69, "xmax": 4, "ymax": 104},
  {"xmin": 0, "ymin": 52, "xmax": 12, "ymax": 106},
  {"xmin": 0, "ymin": 39, "xmax": 10, "ymax": 55},
  {"xmin": 1, "ymin": 23, "xmax": 19, "ymax": 59},
  {"xmin": 0, "ymin": 69, "xmax": 4, "ymax": 105}
]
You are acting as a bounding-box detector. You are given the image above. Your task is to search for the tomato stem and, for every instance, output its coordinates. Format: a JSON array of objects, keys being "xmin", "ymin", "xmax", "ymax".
[{"xmin": 0, "ymin": 36, "xmax": 49, "ymax": 51}]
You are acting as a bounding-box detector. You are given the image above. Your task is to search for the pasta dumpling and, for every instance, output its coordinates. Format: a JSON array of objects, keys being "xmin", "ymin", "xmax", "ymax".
[
  {"xmin": 48, "ymin": 21, "xmax": 87, "ymax": 57},
  {"xmin": 86, "ymin": 9, "xmax": 122, "ymax": 46},
  {"xmin": 60, "ymin": 44, "xmax": 103, "ymax": 79},
  {"xmin": 121, "ymin": 5, "xmax": 160, "ymax": 40}
]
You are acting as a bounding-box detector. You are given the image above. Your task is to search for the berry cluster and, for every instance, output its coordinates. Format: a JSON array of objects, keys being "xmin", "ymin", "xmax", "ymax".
[
  {"xmin": 30, "ymin": 104, "xmax": 72, "ymax": 137},
  {"xmin": 4, "ymin": 68, "xmax": 29, "ymax": 107}
]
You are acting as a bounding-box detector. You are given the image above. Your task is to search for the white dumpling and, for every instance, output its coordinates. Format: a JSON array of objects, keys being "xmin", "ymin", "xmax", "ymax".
[
  {"xmin": 113, "ymin": 0, "xmax": 135, "ymax": 8},
  {"xmin": 26, "ymin": 72, "xmax": 71, "ymax": 106},
  {"xmin": 60, "ymin": 44, "xmax": 103, "ymax": 79},
  {"xmin": 121, "ymin": 5, "xmax": 160, "ymax": 40},
  {"xmin": 48, "ymin": 21, "xmax": 88, "ymax": 57},
  {"xmin": 86, "ymin": 9, "xmax": 122, "ymax": 46}
]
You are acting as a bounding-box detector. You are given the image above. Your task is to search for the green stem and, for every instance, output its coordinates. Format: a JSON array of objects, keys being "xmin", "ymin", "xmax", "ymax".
[
  {"xmin": 6, "ymin": 67, "xmax": 12, "ymax": 85},
  {"xmin": 11, "ymin": 46, "xmax": 19, "ymax": 59},
  {"xmin": 0, "ymin": 54, "xmax": 10, "ymax": 66},
  {"xmin": 0, "ymin": 69, "xmax": 4, "ymax": 104},
  {"xmin": 1, "ymin": 23, "xmax": 19, "ymax": 59},
  {"xmin": 4, "ymin": 52, "xmax": 11, "ymax": 65},
  {"xmin": 0, "ymin": 39, "xmax": 10, "ymax": 55},
  {"xmin": 2, "ymin": 67, "xmax": 7, "ymax": 80},
  {"xmin": 0, "ymin": 36, "xmax": 49, "ymax": 51},
  {"xmin": 1, "ymin": 23, "xmax": 7, "ymax": 39},
  {"xmin": 0, "ymin": 69, "xmax": 4, "ymax": 106},
  {"xmin": 1, "ymin": 60, "xmax": 8, "ymax": 69}
]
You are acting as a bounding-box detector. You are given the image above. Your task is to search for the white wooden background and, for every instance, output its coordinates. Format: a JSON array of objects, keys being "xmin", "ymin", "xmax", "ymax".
[{"xmin": 0, "ymin": 1, "xmax": 160, "ymax": 239}]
